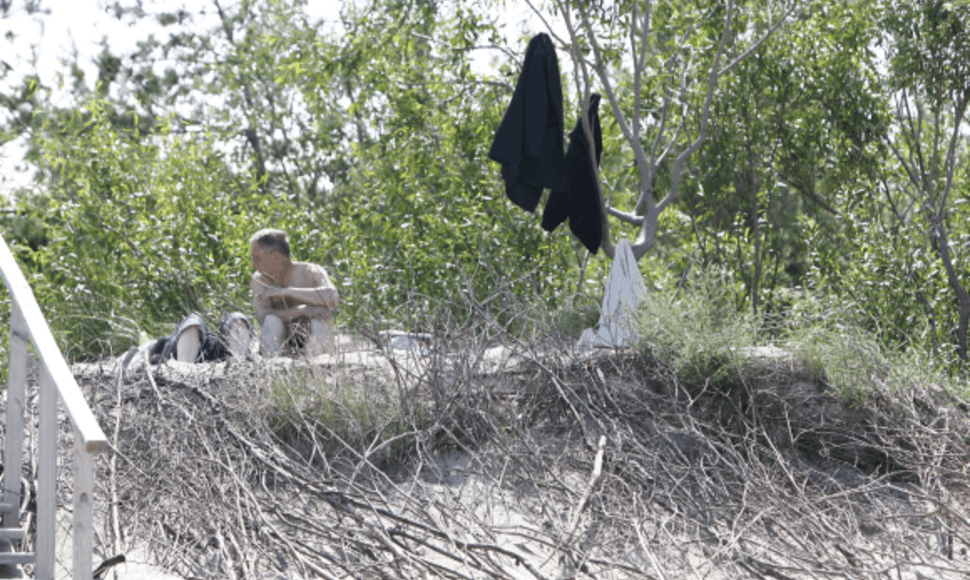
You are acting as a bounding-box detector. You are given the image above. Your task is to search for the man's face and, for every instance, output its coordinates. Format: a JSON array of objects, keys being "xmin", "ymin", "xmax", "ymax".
[{"xmin": 251, "ymin": 242, "xmax": 287, "ymax": 282}]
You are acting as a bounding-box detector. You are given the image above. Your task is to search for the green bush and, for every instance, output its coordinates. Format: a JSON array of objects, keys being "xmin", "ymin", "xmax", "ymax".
[
  {"xmin": 17, "ymin": 101, "xmax": 270, "ymax": 357},
  {"xmin": 783, "ymin": 293, "xmax": 960, "ymax": 404},
  {"xmin": 540, "ymin": 293, "xmax": 601, "ymax": 342},
  {"xmin": 787, "ymin": 321, "xmax": 887, "ymax": 404},
  {"xmin": 259, "ymin": 363, "xmax": 429, "ymax": 466},
  {"xmin": 634, "ymin": 267, "xmax": 758, "ymax": 391}
]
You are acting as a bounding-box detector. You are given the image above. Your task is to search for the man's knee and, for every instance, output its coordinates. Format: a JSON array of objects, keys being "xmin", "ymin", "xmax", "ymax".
[
  {"xmin": 176, "ymin": 326, "xmax": 202, "ymax": 362},
  {"xmin": 307, "ymin": 319, "xmax": 336, "ymax": 355},
  {"xmin": 260, "ymin": 315, "xmax": 286, "ymax": 355}
]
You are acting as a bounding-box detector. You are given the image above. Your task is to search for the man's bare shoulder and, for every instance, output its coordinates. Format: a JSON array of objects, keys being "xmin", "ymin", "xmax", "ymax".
[
  {"xmin": 292, "ymin": 261, "xmax": 330, "ymax": 281},
  {"xmin": 285, "ymin": 262, "xmax": 332, "ymax": 292}
]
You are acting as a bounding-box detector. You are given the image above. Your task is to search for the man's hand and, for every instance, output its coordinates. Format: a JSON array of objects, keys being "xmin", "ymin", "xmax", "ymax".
[{"xmin": 293, "ymin": 305, "xmax": 334, "ymax": 321}]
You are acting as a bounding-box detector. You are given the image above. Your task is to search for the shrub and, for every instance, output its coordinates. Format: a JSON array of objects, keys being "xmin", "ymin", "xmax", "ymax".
[
  {"xmin": 784, "ymin": 293, "xmax": 961, "ymax": 404},
  {"xmin": 634, "ymin": 267, "xmax": 758, "ymax": 392},
  {"xmin": 16, "ymin": 102, "xmax": 270, "ymax": 357},
  {"xmin": 260, "ymin": 365, "xmax": 420, "ymax": 465}
]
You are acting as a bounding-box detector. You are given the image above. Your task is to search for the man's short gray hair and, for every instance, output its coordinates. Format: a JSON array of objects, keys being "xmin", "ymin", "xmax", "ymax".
[{"xmin": 250, "ymin": 229, "xmax": 291, "ymax": 258}]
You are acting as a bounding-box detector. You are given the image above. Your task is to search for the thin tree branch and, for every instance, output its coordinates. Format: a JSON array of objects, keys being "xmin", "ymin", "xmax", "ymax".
[
  {"xmin": 607, "ymin": 206, "xmax": 646, "ymax": 226},
  {"xmin": 522, "ymin": 0, "xmax": 570, "ymax": 48},
  {"xmin": 655, "ymin": 0, "xmax": 736, "ymax": 216},
  {"xmin": 558, "ymin": 0, "xmax": 615, "ymax": 258},
  {"xmin": 717, "ymin": 3, "xmax": 798, "ymax": 79},
  {"xmin": 939, "ymin": 93, "xmax": 968, "ymax": 210},
  {"xmin": 577, "ymin": 1, "xmax": 653, "ymax": 213},
  {"xmin": 775, "ymin": 169, "xmax": 839, "ymax": 215},
  {"xmin": 411, "ymin": 32, "xmax": 523, "ymax": 68}
]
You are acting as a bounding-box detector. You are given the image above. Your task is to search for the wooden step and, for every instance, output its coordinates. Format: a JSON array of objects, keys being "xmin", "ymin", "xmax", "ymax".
[
  {"xmin": 0, "ymin": 531, "xmax": 23, "ymax": 544},
  {"xmin": 0, "ymin": 538, "xmax": 25, "ymax": 579},
  {"xmin": 0, "ymin": 552, "xmax": 32, "ymax": 565}
]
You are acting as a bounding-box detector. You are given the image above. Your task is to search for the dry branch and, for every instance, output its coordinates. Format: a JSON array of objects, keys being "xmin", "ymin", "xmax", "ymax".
[{"xmin": 48, "ymin": 309, "xmax": 970, "ymax": 580}]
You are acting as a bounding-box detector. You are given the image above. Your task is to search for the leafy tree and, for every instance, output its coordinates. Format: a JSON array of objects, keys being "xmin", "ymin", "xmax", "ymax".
[
  {"xmin": 879, "ymin": 0, "xmax": 970, "ymax": 358},
  {"xmin": 12, "ymin": 0, "xmax": 352, "ymax": 204},
  {"xmin": 280, "ymin": 0, "xmax": 588, "ymax": 324},
  {"xmin": 526, "ymin": 0, "xmax": 795, "ymax": 262},
  {"xmin": 1, "ymin": 0, "xmax": 594, "ymax": 352},
  {"xmin": 0, "ymin": 0, "xmax": 49, "ymax": 83},
  {"xmin": 685, "ymin": 0, "xmax": 885, "ymax": 314},
  {"xmin": 20, "ymin": 100, "xmax": 267, "ymax": 355},
  {"xmin": 0, "ymin": 0, "xmax": 50, "ymax": 165},
  {"xmin": 800, "ymin": 0, "xmax": 970, "ymax": 363}
]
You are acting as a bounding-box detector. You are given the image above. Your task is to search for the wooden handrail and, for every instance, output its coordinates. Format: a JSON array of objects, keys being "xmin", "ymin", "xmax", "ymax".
[
  {"xmin": 0, "ymin": 233, "xmax": 108, "ymax": 579},
  {"xmin": 0, "ymin": 236, "xmax": 108, "ymax": 453}
]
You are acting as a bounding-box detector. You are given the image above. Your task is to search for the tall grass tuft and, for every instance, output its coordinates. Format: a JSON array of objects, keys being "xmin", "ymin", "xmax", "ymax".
[
  {"xmin": 256, "ymin": 362, "xmax": 423, "ymax": 468},
  {"xmin": 634, "ymin": 267, "xmax": 758, "ymax": 393},
  {"xmin": 782, "ymin": 294, "xmax": 961, "ymax": 404}
]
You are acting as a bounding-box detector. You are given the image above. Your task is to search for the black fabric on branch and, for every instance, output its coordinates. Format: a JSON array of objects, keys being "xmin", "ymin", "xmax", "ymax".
[
  {"xmin": 488, "ymin": 32, "xmax": 565, "ymax": 212},
  {"xmin": 541, "ymin": 93, "xmax": 604, "ymax": 254}
]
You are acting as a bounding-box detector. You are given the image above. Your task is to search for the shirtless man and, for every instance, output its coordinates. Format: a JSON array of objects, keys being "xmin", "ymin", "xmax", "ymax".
[{"xmin": 250, "ymin": 229, "xmax": 340, "ymax": 356}]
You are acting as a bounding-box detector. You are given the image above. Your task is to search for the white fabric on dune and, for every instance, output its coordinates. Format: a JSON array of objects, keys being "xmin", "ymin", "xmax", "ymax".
[{"xmin": 578, "ymin": 238, "xmax": 647, "ymax": 348}]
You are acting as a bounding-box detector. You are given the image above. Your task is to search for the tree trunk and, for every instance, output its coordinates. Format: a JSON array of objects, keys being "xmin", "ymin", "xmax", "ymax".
[{"xmin": 932, "ymin": 211, "xmax": 970, "ymax": 360}]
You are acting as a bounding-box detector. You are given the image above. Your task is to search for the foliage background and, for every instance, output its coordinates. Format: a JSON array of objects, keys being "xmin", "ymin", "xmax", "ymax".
[{"xmin": 0, "ymin": 0, "xmax": 968, "ymax": 380}]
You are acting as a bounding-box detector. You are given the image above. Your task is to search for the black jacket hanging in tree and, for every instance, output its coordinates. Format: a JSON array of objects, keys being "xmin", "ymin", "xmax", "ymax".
[
  {"xmin": 541, "ymin": 93, "xmax": 604, "ymax": 254},
  {"xmin": 488, "ymin": 32, "xmax": 566, "ymax": 212}
]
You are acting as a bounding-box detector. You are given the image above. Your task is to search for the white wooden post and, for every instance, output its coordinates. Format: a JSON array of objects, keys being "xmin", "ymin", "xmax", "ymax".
[
  {"xmin": 73, "ymin": 426, "xmax": 94, "ymax": 580},
  {"xmin": 0, "ymin": 235, "xmax": 108, "ymax": 575},
  {"xmin": 35, "ymin": 367, "xmax": 56, "ymax": 580},
  {"xmin": 3, "ymin": 304, "xmax": 27, "ymax": 530}
]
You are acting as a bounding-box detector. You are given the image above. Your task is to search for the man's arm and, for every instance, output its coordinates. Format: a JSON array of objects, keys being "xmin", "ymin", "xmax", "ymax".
[
  {"xmin": 253, "ymin": 270, "xmax": 335, "ymax": 325},
  {"xmin": 252, "ymin": 274, "xmax": 276, "ymax": 325},
  {"xmin": 273, "ymin": 286, "xmax": 339, "ymax": 308},
  {"xmin": 272, "ymin": 263, "xmax": 339, "ymax": 308}
]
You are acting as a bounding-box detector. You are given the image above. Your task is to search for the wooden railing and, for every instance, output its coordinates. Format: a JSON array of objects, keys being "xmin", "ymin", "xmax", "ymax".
[{"xmin": 0, "ymin": 235, "xmax": 108, "ymax": 579}]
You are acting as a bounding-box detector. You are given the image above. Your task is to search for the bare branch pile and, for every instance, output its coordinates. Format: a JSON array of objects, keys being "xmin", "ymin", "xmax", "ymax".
[{"xmin": 53, "ymin": 327, "xmax": 970, "ymax": 579}]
